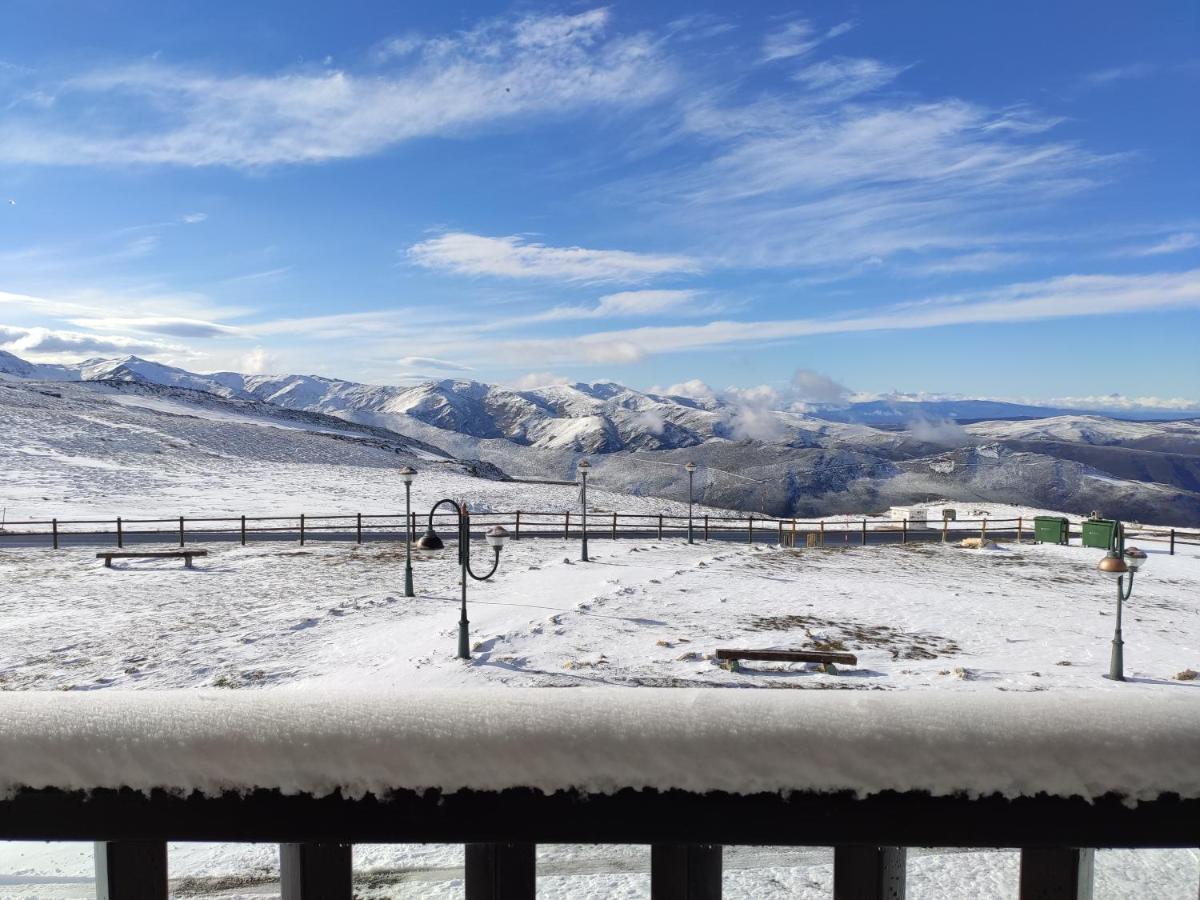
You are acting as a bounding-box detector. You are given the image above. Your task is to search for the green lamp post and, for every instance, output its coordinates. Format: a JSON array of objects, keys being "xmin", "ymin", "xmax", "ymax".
[
  {"xmin": 1097, "ymin": 546, "xmax": 1149, "ymax": 681},
  {"xmin": 578, "ymin": 458, "xmax": 590, "ymax": 562},
  {"xmin": 400, "ymin": 466, "xmax": 416, "ymax": 598},
  {"xmin": 685, "ymin": 461, "xmax": 697, "ymax": 544},
  {"xmin": 415, "ymin": 499, "xmax": 510, "ymax": 660}
]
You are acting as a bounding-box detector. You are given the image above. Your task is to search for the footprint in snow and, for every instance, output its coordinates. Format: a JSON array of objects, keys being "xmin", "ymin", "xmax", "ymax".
[{"xmin": 290, "ymin": 618, "xmax": 320, "ymax": 631}]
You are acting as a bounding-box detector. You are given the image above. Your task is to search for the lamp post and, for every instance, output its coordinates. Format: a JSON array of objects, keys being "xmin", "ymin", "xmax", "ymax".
[
  {"xmin": 1097, "ymin": 546, "xmax": 1148, "ymax": 682},
  {"xmin": 685, "ymin": 461, "xmax": 697, "ymax": 544},
  {"xmin": 400, "ymin": 466, "xmax": 416, "ymax": 598},
  {"xmin": 415, "ymin": 500, "xmax": 510, "ymax": 660},
  {"xmin": 578, "ymin": 458, "xmax": 590, "ymax": 562}
]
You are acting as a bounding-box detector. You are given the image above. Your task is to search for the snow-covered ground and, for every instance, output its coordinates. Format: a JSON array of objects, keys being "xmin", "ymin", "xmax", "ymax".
[{"xmin": 1, "ymin": 531, "xmax": 1197, "ymax": 896}]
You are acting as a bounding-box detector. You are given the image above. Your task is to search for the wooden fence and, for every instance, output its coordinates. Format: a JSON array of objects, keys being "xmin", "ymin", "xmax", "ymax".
[
  {"xmin": 2, "ymin": 784, "xmax": 1195, "ymax": 899},
  {"xmin": 1, "ymin": 511, "xmax": 1197, "ymax": 555}
]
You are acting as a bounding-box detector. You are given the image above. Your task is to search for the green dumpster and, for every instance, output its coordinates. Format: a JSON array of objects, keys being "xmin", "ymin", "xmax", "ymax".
[
  {"xmin": 1033, "ymin": 516, "xmax": 1069, "ymax": 545},
  {"xmin": 1081, "ymin": 518, "xmax": 1121, "ymax": 551}
]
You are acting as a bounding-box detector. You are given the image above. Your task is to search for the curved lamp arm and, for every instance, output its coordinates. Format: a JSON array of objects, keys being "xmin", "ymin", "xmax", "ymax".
[
  {"xmin": 1119, "ymin": 572, "xmax": 1134, "ymax": 601},
  {"xmin": 466, "ymin": 548, "xmax": 501, "ymax": 581},
  {"xmin": 426, "ymin": 498, "xmax": 463, "ymax": 531}
]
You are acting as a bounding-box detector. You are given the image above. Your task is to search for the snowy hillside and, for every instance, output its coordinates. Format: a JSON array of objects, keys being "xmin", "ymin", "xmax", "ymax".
[{"xmin": 4, "ymin": 351, "xmax": 1200, "ymax": 524}]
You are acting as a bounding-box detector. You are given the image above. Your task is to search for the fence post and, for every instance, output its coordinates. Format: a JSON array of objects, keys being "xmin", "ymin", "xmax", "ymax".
[
  {"xmin": 300, "ymin": 514, "xmax": 305, "ymax": 546},
  {"xmin": 241, "ymin": 515, "xmax": 247, "ymax": 546},
  {"xmin": 1017, "ymin": 517, "xmax": 1023, "ymax": 545},
  {"xmin": 1019, "ymin": 848, "xmax": 1094, "ymax": 900},
  {"xmin": 515, "ymin": 511, "xmax": 521, "ymax": 541},
  {"xmin": 833, "ymin": 846, "xmax": 906, "ymax": 900},
  {"xmin": 94, "ymin": 840, "xmax": 168, "ymax": 900},
  {"xmin": 52, "ymin": 518, "xmax": 59, "ymax": 550},
  {"xmin": 280, "ymin": 842, "xmax": 352, "ymax": 900},
  {"xmin": 1170, "ymin": 529, "xmax": 1175, "ymax": 555},
  {"xmin": 116, "ymin": 517, "xmax": 123, "ymax": 549},
  {"xmin": 465, "ymin": 843, "xmax": 536, "ymax": 900},
  {"xmin": 704, "ymin": 515, "xmax": 709, "ymax": 541},
  {"xmin": 612, "ymin": 511, "xmax": 618, "ymax": 540},
  {"xmin": 748, "ymin": 515, "xmax": 754, "ymax": 544},
  {"xmin": 862, "ymin": 519, "xmax": 867, "ymax": 546},
  {"xmin": 819, "ymin": 521, "xmax": 825, "ymax": 546},
  {"xmin": 651, "ymin": 844, "xmax": 721, "ymax": 900},
  {"xmin": 942, "ymin": 517, "xmax": 949, "ymax": 544},
  {"xmin": 981, "ymin": 517, "xmax": 988, "ymax": 542},
  {"xmin": 179, "ymin": 516, "xmax": 185, "ymax": 548},
  {"xmin": 778, "ymin": 519, "xmax": 784, "ymax": 546},
  {"xmin": 901, "ymin": 519, "xmax": 907, "ymax": 545},
  {"xmin": 564, "ymin": 511, "xmax": 570, "ymax": 539},
  {"xmin": 355, "ymin": 513, "xmax": 362, "ymax": 545},
  {"xmin": 658, "ymin": 514, "xmax": 664, "ymax": 540},
  {"xmin": 410, "ymin": 511, "xmax": 416, "ymax": 543}
]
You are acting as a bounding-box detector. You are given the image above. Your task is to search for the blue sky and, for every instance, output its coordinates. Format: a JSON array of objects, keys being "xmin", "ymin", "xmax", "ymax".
[{"xmin": 1, "ymin": 1, "xmax": 1197, "ymax": 409}]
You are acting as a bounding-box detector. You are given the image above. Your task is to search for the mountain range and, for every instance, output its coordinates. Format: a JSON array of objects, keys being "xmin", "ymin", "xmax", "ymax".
[{"xmin": 3, "ymin": 350, "xmax": 1199, "ymax": 525}]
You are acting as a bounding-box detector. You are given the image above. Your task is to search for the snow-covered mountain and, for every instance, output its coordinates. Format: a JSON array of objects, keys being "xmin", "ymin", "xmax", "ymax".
[{"xmin": 4, "ymin": 352, "xmax": 1199, "ymax": 523}]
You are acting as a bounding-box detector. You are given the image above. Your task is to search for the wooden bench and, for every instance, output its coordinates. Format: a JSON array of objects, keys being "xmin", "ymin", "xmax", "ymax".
[
  {"xmin": 97, "ymin": 550, "xmax": 208, "ymax": 569},
  {"xmin": 716, "ymin": 647, "xmax": 858, "ymax": 675}
]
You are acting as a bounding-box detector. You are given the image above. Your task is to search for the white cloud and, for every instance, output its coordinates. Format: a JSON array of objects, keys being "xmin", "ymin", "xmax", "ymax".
[
  {"xmin": 508, "ymin": 371, "xmax": 571, "ymax": 390},
  {"xmin": 1040, "ymin": 393, "xmax": 1199, "ymax": 412},
  {"xmin": 407, "ymin": 233, "xmax": 699, "ymax": 283},
  {"xmin": 792, "ymin": 57, "xmax": 905, "ymax": 99},
  {"xmin": 761, "ymin": 20, "xmax": 850, "ymax": 63},
  {"xmin": 2, "ymin": 9, "xmax": 675, "ymax": 168},
  {"xmin": 1124, "ymin": 232, "xmax": 1200, "ymax": 257},
  {"xmin": 398, "ymin": 355, "xmax": 472, "ymax": 372},
  {"xmin": 0, "ymin": 324, "xmax": 181, "ymax": 357},
  {"xmin": 181, "ymin": 212, "xmax": 208, "ymax": 224},
  {"xmin": 650, "ymin": 379, "xmax": 717, "ymax": 402},
  {"xmin": 239, "ymin": 346, "xmax": 278, "ymax": 375},
  {"xmin": 906, "ymin": 251, "xmax": 1029, "ymax": 275},
  {"xmin": 490, "ymin": 269, "xmax": 1200, "ymax": 363},
  {"xmin": 1084, "ymin": 63, "xmax": 1155, "ymax": 86},
  {"xmin": 67, "ymin": 316, "xmax": 243, "ymax": 338}
]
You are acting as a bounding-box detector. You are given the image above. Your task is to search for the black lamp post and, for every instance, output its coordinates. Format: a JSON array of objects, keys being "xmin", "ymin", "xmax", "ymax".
[
  {"xmin": 400, "ymin": 466, "xmax": 416, "ymax": 598},
  {"xmin": 578, "ymin": 458, "xmax": 590, "ymax": 562},
  {"xmin": 685, "ymin": 461, "xmax": 697, "ymax": 544},
  {"xmin": 415, "ymin": 499, "xmax": 510, "ymax": 660},
  {"xmin": 1097, "ymin": 546, "xmax": 1149, "ymax": 682}
]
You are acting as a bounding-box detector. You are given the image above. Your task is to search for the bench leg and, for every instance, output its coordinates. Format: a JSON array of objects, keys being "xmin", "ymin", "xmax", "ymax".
[
  {"xmin": 104, "ymin": 558, "xmax": 112, "ymax": 568},
  {"xmin": 184, "ymin": 556, "xmax": 192, "ymax": 569},
  {"xmin": 834, "ymin": 846, "xmax": 906, "ymax": 900}
]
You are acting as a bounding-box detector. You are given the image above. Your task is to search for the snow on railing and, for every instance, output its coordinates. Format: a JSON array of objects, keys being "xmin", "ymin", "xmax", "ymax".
[{"xmin": 2, "ymin": 689, "xmax": 1197, "ymax": 801}]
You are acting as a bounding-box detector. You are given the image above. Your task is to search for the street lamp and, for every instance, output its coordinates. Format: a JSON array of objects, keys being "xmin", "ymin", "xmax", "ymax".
[
  {"xmin": 415, "ymin": 500, "xmax": 510, "ymax": 660},
  {"xmin": 400, "ymin": 466, "xmax": 416, "ymax": 598},
  {"xmin": 577, "ymin": 458, "xmax": 591, "ymax": 562},
  {"xmin": 685, "ymin": 461, "xmax": 697, "ymax": 544},
  {"xmin": 1097, "ymin": 546, "xmax": 1149, "ymax": 682}
]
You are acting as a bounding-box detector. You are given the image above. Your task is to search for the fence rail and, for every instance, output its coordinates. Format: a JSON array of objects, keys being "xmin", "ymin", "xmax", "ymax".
[
  {"xmin": 2, "ymin": 785, "xmax": 1195, "ymax": 899},
  {"xmin": 1, "ymin": 510, "xmax": 1196, "ymax": 554}
]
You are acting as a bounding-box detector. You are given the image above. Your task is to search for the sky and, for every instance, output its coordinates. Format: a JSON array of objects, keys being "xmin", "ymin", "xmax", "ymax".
[{"xmin": 1, "ymin": 0, "xmax": 1198, "ymax": 410}]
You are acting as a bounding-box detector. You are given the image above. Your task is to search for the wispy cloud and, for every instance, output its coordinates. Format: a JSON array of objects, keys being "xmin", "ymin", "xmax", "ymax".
[
  {"xmin": 0, "ymin": 323, "xmax": 182, "ymax": 357},
  {"xmin": 792, "ymin": 56, "xmax": 906, "ymax": 99},
  {"xmin": 761, "ymin": 19, "xmax": 852, "ymax": 63},
  {"xmin": 1123, "ymin": 232, "xmax": 1200, "ymax": 257},
  {"xmin": 1, "ymin": 9, "xmax": 675, "ymax": 168},
  {"xmin": 407, "ymin": 233, "xmax": 700, "ymax": 283},
  {"xmin": 65, "ymin": 316, "xmax": 245, "ymax": 338},
  {"xmin": 398, "ymin": 355, "xmax": 472, "ymax": 372},
  {"xmin": 1083, "ymin": 63, "xmax": 1155, "ymax": 86},
  {"xmin": 484, "ymin": 269, "xmax": 1200, "ymax": 364}
]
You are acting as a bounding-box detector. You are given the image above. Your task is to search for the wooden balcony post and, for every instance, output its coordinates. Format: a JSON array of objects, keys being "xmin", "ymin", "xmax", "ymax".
[
  {"xmin": 1018, "ymin": 848, "xmax": 1094, "ymax": 900},
  {"xmin": 94, "ymin": 840, "xmax": 167, "ymax": 900},
  {"xmin": 280, "ymin": 842, "xmax": 352, "ymax": 900},
  {"xmin": 116, "ymin": 517, "xmax": 123, "ymax": 549},
  {"xmin": 465, "ymin": 842, "xmax": 535, "ymax": 900},
  {"xmin": 651, "ymin": 844, "xmax": 722, "ymax": 900},
  {"xmin": 833, "ymin": 846, "xmax": 906, "ymax": 900},
  {"xmin": 179, "ymin": 515, "xmax": 185, "ymax": 548}
]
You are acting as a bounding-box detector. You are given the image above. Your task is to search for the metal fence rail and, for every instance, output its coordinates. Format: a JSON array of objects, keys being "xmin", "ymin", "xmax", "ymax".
[{"xmin": 1, "ymin": 510, "xmax": 1196, "ymax": 554}]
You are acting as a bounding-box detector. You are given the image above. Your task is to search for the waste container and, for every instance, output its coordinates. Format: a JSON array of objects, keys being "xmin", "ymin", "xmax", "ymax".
[
  {"xmin": 1081, "ymin": 518, "xmax": 1121, "ymax": 551},
  {"xmin": 1033, "ymin": 516, "xmax": 1069, "ymax": 545}
]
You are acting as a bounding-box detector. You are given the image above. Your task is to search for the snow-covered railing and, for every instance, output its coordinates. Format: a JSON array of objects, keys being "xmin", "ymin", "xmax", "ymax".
[
  {"xmin": 4, "ymin": 509, "xmax": 1193, "ymax": 553},
  {"xmin": 2, "ymin": 689, "xmax": 1197, "ymax": 899}
]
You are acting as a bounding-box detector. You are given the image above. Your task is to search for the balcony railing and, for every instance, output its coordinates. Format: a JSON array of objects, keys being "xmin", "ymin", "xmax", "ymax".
[{"xmin": 1, "ymin": 689, "xmax": 1196, "ymax": 899}]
